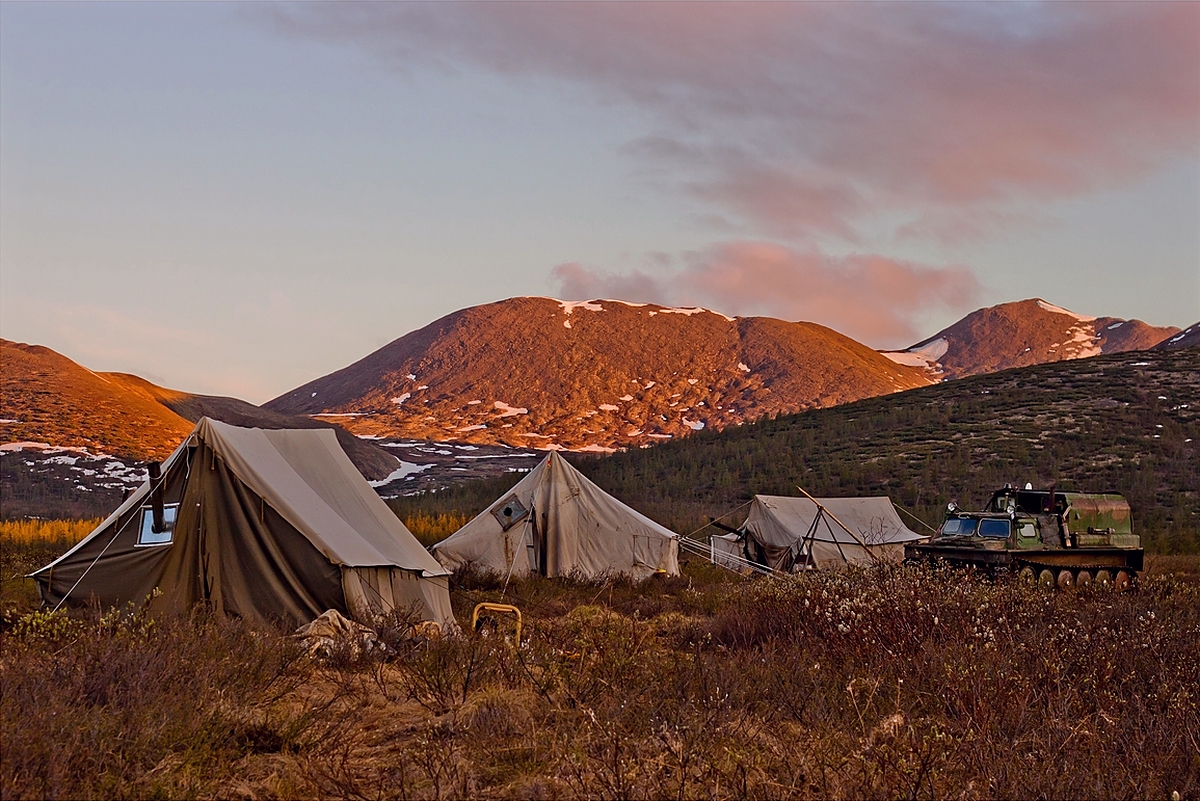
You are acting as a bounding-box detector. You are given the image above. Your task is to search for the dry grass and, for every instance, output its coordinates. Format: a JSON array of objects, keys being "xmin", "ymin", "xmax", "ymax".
[
  {"xmin": 3, "ymin": 553, "xmax": 1197, "ymax": 800},
  {"xmin": 1145, "ymin": 553, "xmax": 1200, "ymax": 583},
  {"xmin": 401, "ymin": 511, "xmax": 472, "ymax": 548},
  {"xmin": 0, "ymin": 519, "xmax": 99, "ymax": 615},
  {"xmin": 0, "ymin": 518, "xmax": 99, "ymax": 546}
]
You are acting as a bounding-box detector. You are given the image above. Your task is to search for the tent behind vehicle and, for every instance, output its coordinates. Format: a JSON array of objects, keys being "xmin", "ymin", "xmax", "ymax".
[
  {"xmin": 714, "ymin": 494, "xmax": 924, "ymax": 572},
  {"xmin": 32, "ymin": 418, "xmax": 455, "ymax": 630},
  {"xmin": 431, "ymin": 451, "xmax": 679, "ymax": 580}
]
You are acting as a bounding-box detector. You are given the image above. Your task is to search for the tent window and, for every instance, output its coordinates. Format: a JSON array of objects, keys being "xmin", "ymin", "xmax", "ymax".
[
  {"xmin": 137, "ymin": 504, "xmax": 178, "ymax": 546},
  {"xmin": 491, "ymin": 496, "xmax": 529, "ymax": 531}
]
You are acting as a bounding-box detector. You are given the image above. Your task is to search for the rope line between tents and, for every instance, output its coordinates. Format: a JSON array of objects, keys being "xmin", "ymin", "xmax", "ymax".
[
  {"xmin": 677, "ymin": 535, "xmax": 772, "ymax": 575},
  {"xmin": 679, "ymin": 499, "xmax": 753, "ymax": 541},
  {"xmin": 894, "ymin": 502, "xmax": 939, "ymax": 535}
]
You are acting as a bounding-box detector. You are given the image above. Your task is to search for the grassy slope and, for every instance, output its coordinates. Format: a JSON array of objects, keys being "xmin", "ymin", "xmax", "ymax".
[{"xmin": 394, "ymin": 347, "xmax": 1200, "ymax": 553}]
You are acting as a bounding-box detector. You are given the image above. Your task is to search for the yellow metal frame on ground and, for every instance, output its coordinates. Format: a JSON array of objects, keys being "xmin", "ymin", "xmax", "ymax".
[{"xmin": 471, "ymin": 602, "xmax": 522, "ymax": 645}]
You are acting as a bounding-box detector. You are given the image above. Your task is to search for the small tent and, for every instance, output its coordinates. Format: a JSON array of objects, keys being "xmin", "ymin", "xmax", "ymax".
[
  {"xmin": 32, "ymin": 418, "xmax": 455, "ymax": 630},
  {"xmin": 713, "ymin": 494, "xmax": 924, "ymax": 572},
  {"xmin": 431, "ymin": 451, "xmax": 679, "ymax": 580}
]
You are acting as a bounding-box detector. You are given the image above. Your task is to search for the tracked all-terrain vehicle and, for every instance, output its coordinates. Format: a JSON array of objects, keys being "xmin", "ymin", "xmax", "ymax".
[{"xmin": 905, "ymin": 486, "xmax": 1143, "ymax": 590}]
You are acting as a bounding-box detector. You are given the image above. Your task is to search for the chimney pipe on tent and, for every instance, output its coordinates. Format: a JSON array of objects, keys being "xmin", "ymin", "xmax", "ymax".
[{"xmin": 148, "ymin": 461, "xmax": 165, "ymax": 534}]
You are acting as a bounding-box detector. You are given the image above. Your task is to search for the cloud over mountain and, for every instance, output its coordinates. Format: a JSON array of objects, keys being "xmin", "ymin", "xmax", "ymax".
[
  {"xmin": 268, "ymin": 2, "xmax": 1200, "ymax": 244},
  {"xmin": 553, "ymin": 242, "xmax": 980, "ymax": 347}
]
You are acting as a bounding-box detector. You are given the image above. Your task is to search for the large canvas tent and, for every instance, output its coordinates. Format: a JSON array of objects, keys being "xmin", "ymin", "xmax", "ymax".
[
  {"xmin": 32, "ymin": 418, "xmax": 455, "ymax": 630},
  {"xmin": 712, "ymin": 494, "xmax": 924, "ymax": 572},
  {"xmin": 432, "ymin": 451, "xmax": 679, "ymax": 580}
]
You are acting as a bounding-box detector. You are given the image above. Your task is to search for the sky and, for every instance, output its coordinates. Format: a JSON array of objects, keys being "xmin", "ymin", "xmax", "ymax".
[{"xmin": 1, "ymin": 1, "xmax": 1197, "ymax": 404}]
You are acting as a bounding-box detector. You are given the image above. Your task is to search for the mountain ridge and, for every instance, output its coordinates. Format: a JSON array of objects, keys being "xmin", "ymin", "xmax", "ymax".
[
  {"xmin": 264, "ymin": 296, "xmax": 935, "ymax": 451},
  {"xmin": 2, "ymin": 295, "xmax": 1188, "ymax": 512},
  {"xmin": 881, "ymin": 298, "xmax": 1178, "ymax": 379}
]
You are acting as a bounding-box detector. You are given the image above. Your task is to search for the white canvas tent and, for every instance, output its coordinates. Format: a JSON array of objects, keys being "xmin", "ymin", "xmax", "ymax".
[
  {"xmin": 432, "ymin": 451, "xmax": 679, "ymax": 580},
  {"xmin": 716, "ymin": 494, "xmax": 925, "ymax": 572}
]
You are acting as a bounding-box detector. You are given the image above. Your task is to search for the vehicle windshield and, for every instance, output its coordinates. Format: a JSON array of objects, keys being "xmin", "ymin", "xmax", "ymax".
[
  {"xmin": 978, "ymin": 518, "xmax": 1011, "ymax": 539},
  {"xmin": 940, "ymin": 517, "xmax": 977, "ymax": 537}
]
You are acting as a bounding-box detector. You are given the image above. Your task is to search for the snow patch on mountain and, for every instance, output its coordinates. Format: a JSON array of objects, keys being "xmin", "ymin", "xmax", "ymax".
[
  {"xmin": 368, "ymin": 459, "xmax": 434, "ymax": 487},
  {"xmin": 1037, "ymin": 300, "xmax": 1097, "ymax": 322},
  {"xmin": 883, "ymin": 337, "xmax": 949, "ymax": 369},
  {"xmin": 494, "ymin": 401, "xmax": 528, "ymax": 417},
  {"xmin": 558, "ymin": 300, "xmax": 605, "ymax": 315},
  {"xmin": 658, "ymin": 306, "xmax": 736, "ymax": 322},
  {"xmin": 575, "ymin": 444, "xmax": 617, "ymax": 454},
  {"xmin": 882, "ymin": 351, "xmax": 929, "ymax": 368}
]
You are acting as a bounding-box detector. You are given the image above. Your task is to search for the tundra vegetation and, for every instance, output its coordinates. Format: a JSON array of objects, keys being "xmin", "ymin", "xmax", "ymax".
[{"xmin": 2, "ymin": 521, "xmax": 1198, "ymax": 800}]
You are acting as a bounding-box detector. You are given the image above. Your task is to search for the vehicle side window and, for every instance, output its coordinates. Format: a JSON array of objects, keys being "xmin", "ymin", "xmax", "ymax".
[{"xmin": 978, "ymin": 519, "xmax": 1011, "ymax": 538}]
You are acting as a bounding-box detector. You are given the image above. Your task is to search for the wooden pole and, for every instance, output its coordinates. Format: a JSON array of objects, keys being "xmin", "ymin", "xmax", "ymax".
[{"xmin": 794, "ymin": 485, "xmax": 880, "ymax": 564}]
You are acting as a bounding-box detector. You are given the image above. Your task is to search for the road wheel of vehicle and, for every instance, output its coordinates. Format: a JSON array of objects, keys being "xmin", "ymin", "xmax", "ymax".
[
  {"xmin": 1075, "ymin": 570, "xmax": 1093, "ymax": 589},
  {"xmin": 1057, "ymin": 569, "xmax": 1075, "ymax": 590},
  {"xmin": 1114, "ymin": 570, "xmax": 1132, "ymax": 592},
  {"xmin": 1094, "ymin": 570, "xmax": 1113, "ymax": 589},
  {"xmin": 1038, "ymin": 569, "xmax": 1055, "ymax": 590},
  {"xmin": 1018, "ymin": 566, "xmax": 1036, "ymax": 585}
]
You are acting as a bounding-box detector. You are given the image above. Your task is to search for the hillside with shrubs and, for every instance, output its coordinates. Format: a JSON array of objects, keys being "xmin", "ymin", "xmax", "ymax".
[{"xmin": 394, "ymin": 346, "xmax": 1200, "ymax": 554}]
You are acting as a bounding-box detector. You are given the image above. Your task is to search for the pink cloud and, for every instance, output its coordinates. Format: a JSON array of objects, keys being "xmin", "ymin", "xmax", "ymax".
[
  {"xmin": 268, "ymin": 3, "xmax": 1200, "ymax": 243},
  {"xmin": 552, "ymin": 242, "xmax": 980, "ymax": 347},
  {"xmin": 553, "ymin": 262, "xmax": 662, "ymax": 306}
]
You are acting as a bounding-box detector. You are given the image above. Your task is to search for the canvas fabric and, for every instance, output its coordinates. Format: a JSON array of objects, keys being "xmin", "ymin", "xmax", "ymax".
[
  {"xmin": 432, "ymin": 451, "xmax": 679, "ymax": 580},
  {"xmin": 342, "ymin": 567, "xmax": 455, "ymax": 632},
  {"xmin": 742, "ymin": 495, "xmax": 923, "ymax": 570},
  {"xmin": 710, "ymin": 532, "xmax": 754, "ymax": 572},
  {"xmin": 32, "ymin": 418, "xmax": 453, "ymax": 629}
]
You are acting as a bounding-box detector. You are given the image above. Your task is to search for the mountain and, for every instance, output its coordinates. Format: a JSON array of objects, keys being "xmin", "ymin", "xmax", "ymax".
[
  {"xmin": 394, "ymin": 345, "xmax": 1200, "ymax": 554},
  {"xmin": 0, "ymin": 338, "xmax": 407, "ymax": 520},
  {"xmin": 101, "ymin": 372, "xmax": 400, "ymax": 480},
  {"xmin": 881, "ymin": 299, "xmax": 1179, "ymax": 379},
  {"xmin": 265, "ymin": 297, "xmax": 935, "ymax": 451},
  {"xmin": 1, "ymin": 340, "xmax": 194, "ymax": 462},
  {"xmin": 1155, "ymin": 322, "xmax": 1200, "ymax": 350}
]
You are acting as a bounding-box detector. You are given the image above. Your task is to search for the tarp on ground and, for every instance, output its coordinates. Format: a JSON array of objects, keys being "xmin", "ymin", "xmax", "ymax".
[
  {"xmin": 31, "ymin": 418, "xmax": 455, "ymax": 630},
  {"xmin": 738, "ymin": 495, "xmax": 925, "ymax": 571},
  {"xmin": 431, "ymin": 451, "xmax": 678, "ymax": 580}
]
